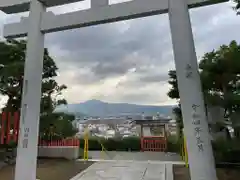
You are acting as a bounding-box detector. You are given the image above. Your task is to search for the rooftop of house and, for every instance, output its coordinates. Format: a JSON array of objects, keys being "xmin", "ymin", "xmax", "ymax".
[
  {"xmin": 134, "ymin": 119, "xmax": 171, "ymax": 125},
  {"xmin": 79, "ymin": 118, "xmax": 132, "ymax": 125}
]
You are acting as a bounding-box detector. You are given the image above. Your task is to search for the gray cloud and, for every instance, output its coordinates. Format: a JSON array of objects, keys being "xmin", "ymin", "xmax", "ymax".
[
  {"xmin": 116, "ymin": 89, "xmax": 172, "ymax": 105},
  {"xmin": 1, "ymin": 1, "xmax": 239, "ymax": 105},
  {"xmin": 190, "ymin": 2, "xmax": 240, "ymax": 56},
  {"xmin": 120, "ymin": 93, "xmax": 163, "ymax": 104},
  {"xmin": 46, "ymin": 1, "xmax": 240, "ymax": 92},
  {"xmin": 46, "ymin": 14, "xmax": 171, "ymax": 83},
  {"xmin": 139, "ymin": 74, "xmax": 169, "ymax": 83}
]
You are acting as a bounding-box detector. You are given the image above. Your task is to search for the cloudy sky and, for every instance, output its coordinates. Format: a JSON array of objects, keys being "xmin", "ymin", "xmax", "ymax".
[{"xmin": 0, "ymin": 0, "xmax": 239, "ymax": 106}]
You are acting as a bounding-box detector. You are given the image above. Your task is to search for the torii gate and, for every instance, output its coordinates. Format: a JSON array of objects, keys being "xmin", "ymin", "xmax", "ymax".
[{"xmin": 0, "ymin": 0, "xmax": 227, "ymax": 180}]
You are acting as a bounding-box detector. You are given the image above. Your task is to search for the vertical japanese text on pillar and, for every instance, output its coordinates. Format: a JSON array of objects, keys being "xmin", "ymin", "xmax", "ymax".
[{"xmin": 192, "ymin": 104, "xmax": 204, "ymax": 152}]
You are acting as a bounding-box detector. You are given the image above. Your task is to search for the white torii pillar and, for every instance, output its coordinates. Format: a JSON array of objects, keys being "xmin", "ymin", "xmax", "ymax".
[
  {"xmin": 169, "ymin": 0, "xmax": 218, "ymax": 180},
  {"xmin": 0, "ymin": 0, "xmax": 227, "ymax": 180},
  {"xmin": 13, "ymin": 1, "xmax": 45, "ymax": 180}
]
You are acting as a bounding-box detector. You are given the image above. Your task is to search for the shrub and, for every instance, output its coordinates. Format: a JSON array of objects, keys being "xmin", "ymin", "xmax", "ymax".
[
  {"xmin": 167, "ymin": 135, "xmax": 182, "ymax": 153},
  {"xmin": 79, "ymin": 137, "xmax": 141, "ymax": 151},
  {"xmin": 78, "ymin": 136, "xmax": 240, "ymax": 163},
  {"xmin": 212, "ymin": 138, "xmax": 240, "ymax": 163},
  {"xmin": 79, "ymin": 136, "xmax": 182, "ymax": 152}
]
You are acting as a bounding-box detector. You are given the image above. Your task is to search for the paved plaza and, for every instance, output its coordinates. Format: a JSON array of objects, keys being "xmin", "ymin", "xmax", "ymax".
[
  {"xmin": 73, "ymin": 151, "xmax": 184, "ymax": 180},
  {"xmin": 71, "ymin": 161, "xmax": 172, "ymax": 180}
]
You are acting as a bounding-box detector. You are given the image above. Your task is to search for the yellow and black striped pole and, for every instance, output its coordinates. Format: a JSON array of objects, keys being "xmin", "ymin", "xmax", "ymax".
[
  {"xmin": 83, "ymin": 128, "xmax": 89, "ymax": 161},
  {"xmin": 182, "ymin": 136, "xmax": 189, "ymax": 168}
]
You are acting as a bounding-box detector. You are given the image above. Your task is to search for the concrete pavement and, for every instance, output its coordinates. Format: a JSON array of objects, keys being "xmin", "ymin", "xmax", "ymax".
[
  {"xmin": 73, "ymin": 151, "xmax": 183, "ymax": 180},
  {"xmin": 71, "ymin": 161, "xmax": 172, "ymax": 180}
]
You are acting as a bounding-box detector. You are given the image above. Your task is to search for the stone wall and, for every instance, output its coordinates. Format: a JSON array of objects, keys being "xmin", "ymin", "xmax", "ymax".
[{"xmin": 38, "ymin": 146, "xmax": 79, "ymax": 160}]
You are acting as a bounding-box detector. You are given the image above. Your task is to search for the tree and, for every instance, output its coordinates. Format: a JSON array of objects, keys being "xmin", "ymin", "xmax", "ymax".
[
  {"xmin": 167, "ymin": 70, "xmax": 179, "ymax": 99},
  {"xmin": 0, "ymin": 39, "xmax": 64, "ymax": 112},
  {"xmin": 235, "ymin": 0, "xmax": 240, "ymax": 15},
  {"xmin": 199, "ymin": 41, "xmax": 240, "ymax": 138},
  {"xmin": 199, "ymin": 41, "xmax": 240, "ymax": 117},
  {"xmin": 40, "ymin": 112, "xmax": 77, "ymax": 140},
  {"xmin": 0, "ymin": 39, "xmax": 76, "ymax": 140},
  {"xmin": 168, "ymin": 40, "xmax": 240, "ymax": 138},
  {"xmin": 167, "ymin": 70, "xmax": 183, "ymax": 138},
  {"xmin": 173, "ymin": 105, "xmax": 183, "ymax": 137}
]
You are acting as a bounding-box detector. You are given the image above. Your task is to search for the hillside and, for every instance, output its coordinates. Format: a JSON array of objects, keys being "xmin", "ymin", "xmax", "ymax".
[{"xmin": 55, "ymin": 100, "xmax": 175, "ymax": 117}]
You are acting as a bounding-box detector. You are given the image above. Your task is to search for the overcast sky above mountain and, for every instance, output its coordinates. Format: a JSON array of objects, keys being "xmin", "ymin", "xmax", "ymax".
[{"xmin": 0, "ymin": 0, "xmax": 239, "ymax": 106}]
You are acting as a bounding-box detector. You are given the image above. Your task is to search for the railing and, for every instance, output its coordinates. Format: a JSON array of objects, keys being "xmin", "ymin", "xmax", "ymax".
[
  {"xmin": 0, "ymin": 112, "xmax": 20, "ymax": 145},
  {"xmin": 0, "ymin": 112, "xmax": 80, "ymax": 147},
  {"xmin": 141, "ymin": 136, "xmax": 167, "ymax": 152},
  {"xmin": 38, "ymin": 139, "xmax": 80, "ymax": 147}
]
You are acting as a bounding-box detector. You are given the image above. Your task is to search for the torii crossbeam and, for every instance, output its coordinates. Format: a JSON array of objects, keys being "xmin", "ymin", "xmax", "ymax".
[{"xmin": 0, "ymin": 0, "xmax": 227, "ymax": 180}]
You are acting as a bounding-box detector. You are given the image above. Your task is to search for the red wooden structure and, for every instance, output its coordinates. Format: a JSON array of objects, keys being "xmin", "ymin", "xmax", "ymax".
[
  {"xmin": 135, "ymin": 119, "xmax": 168, "ymax": 152},
  {"xmin": 0, "ymin": 112, "xmax": 79, "ymax": 147},
  {"xmin": 141, "ymin": 137, "xmax": 167, "ymax": 152},
  {"xmin": 0, "ymin": 112, "xmax": 20, "ymax": 145}
]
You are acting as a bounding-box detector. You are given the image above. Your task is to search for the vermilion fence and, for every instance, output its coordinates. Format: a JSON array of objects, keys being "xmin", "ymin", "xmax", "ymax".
[
  {"xmin": 0, "ymin": 112, "xmax": 79, "ymax": 146},
  {"xmin": 38, "ymin": 139, "xmax": 80, "ymax": 147},
  {"xmin": 141, "ymin": 137, "xmax": 167, "ymax": 152},
  {"xmin": 0, "ymin": 112, "xmax": 20, "ymax": 145}
]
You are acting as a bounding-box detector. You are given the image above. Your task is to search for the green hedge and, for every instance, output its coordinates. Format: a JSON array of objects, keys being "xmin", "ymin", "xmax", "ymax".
[
  {"xmin": 79, "ymin": 137, "xmax": 141, "ymax": 151},
  {"xmin": 167, "ymin": 135, "xmax": 182, "ymax": 153},
  {"xmin": 0, "ymin": 140, "xmax": 17, "ymax": 149},
  {"xmin": 167, "ymin": 136, "xmax": 240, "ymax": 163},
  {"xmin": 79, "ymin": 136, "xmax": 182, "ymax": 152},
  {"xmin": 212, "ymin": 138, "xmax": 240, "ymax": 163}
]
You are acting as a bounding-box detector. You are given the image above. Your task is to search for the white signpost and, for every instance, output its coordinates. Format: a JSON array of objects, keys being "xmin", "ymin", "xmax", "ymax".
[{"xmin": 0, "ymin": 0, "xmax": 227, "ymax": 180}]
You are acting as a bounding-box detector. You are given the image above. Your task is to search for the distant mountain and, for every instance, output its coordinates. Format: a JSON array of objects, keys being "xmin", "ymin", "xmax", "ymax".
[{"xmin": 55, "ymin": 100, "xmax": 175, "ymax": 117}]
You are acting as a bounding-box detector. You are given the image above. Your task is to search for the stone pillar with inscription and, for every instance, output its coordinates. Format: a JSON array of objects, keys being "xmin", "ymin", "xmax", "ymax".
[
  {"xmin": 168, "ymin": 0, "xmax": 217, "ymax": 180},
  {"xmin": 14, "ymin": 1, "xmax": 45, "ymax": 180}
]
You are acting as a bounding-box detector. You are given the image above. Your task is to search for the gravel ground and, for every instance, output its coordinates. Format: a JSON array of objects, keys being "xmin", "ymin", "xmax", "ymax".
[{"xmin": 0, "ymin": 159, "xmax": 94, "ymax": 180}]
